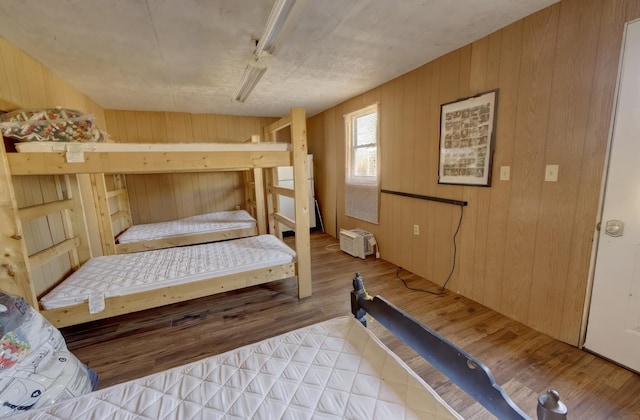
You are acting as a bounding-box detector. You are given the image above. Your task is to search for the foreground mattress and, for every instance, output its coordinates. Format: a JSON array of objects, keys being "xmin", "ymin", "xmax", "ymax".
[
  {"xmin": 15, "ymin": 316, "xmax": 461, "ymax": 419},
  {"xmin": 40, "ymin": 235, "xmax": 296, "ymax": 311},
  {"xmin": 117, "ymin": 210, "xmax": 257, "ymax": 244}
]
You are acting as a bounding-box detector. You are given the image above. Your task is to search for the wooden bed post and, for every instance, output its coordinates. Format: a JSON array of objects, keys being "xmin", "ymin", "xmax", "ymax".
[
  {"xmin": 0, "ymin": 139, "xmax": 38, "ymax": 307},
  {"xmin": 251, "ymin": 135, "xmax": 267, "ymax": 235},
  {"xmin": 290, "ymin": 108, "xmax": 312, "ymax": 298}
]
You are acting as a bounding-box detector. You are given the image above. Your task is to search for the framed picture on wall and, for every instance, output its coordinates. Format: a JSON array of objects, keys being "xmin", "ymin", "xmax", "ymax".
[{"xmin": 438, "ymin": 89, "xmax": 498, "ymax": 186}]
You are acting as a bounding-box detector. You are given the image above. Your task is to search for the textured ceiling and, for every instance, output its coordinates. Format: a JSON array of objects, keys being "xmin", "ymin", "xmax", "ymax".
[{"xmin": 0, "ymin": 0, "xmax": 558, "ymax": 117}]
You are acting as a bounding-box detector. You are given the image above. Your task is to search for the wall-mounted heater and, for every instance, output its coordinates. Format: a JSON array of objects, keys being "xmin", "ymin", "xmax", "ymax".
[{"xmin": 339, "ymin": 229, "xmax": 376, "ymax": 259}]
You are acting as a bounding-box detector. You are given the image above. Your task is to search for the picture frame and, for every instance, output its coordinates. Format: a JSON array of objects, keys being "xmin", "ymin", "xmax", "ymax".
[{"xmin": 438, "ymin": 89, "xmax": 498, "ymax": 187}]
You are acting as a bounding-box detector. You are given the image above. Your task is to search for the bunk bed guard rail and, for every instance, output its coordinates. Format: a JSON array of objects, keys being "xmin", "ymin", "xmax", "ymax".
[{"xmin": 350, "ymin": 273, "xmax": 568, "ymax": 420}]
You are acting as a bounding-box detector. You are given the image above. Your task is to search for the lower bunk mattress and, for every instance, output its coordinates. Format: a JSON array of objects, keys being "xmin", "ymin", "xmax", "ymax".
[
  {"xmin": 116, "ymin": 210, "xmax": 257, "ymax": 244},
  {"xmin": 40, "ymin": 234, "xmax": 295, "ymax": 311},
  {"xmin": 15, "ymin": 316, "xmax": 462, "ymax": 419}
]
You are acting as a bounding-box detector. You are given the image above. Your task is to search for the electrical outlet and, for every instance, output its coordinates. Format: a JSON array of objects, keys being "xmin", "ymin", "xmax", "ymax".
[
  {"xmin": 545, "ymin": 164, "xmax": 559, "ymax": 182},
  {"xmin": 500, "ymin": 166, "xmax": 510, "ymax": 181},
  {"xmin": 413, "ymin": 224, "xmax": 419, "ymax": 235},
  {"xmin": 235, "ymin": 205, "xmax": 240, "ymax": 210}
]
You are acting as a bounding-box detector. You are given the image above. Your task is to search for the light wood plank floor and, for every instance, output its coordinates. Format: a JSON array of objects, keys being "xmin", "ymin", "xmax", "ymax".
[{"xmin": 61, "ymin": 232, "xmax": 640, "ymax": 419}]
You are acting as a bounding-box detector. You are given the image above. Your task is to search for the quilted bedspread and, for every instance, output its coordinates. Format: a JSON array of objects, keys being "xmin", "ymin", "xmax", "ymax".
[
  {"xmin": 117, "ymin": 210, "xmax": 256, "ymax": 243},
  {"xmin": 14, "ymin": 317, "xmax": 461, "ymax": 419}
]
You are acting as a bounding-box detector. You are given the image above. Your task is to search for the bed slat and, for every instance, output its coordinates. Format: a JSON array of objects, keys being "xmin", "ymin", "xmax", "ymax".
[
  {"xmin": 18, "ymin": 199, "xmax": 74, "ymax": 221},
  {"xmin": 271, "ymin": 185, "xmax": 295, "ymax": 198},
  {"xmin": 106, "ymin": 188, "xmax": 127, "ymax": 199},
  {"xmin": 274, "ymin": 212, "xmax": 295, "ymax": 231},
  {"xmin": 29, "ymin": 237, "xmax": 79, "ymax": 267}
]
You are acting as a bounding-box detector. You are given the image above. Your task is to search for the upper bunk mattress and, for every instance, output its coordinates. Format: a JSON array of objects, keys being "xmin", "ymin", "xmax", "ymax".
[
  {"xmin": 14, "ymin": 141, "xmax": 290, "ymax": 152},
  {"xmin": 40, "ymin": 235, "xmax": 295, "ymax": 310},
  {"xmin": 15, "ymin": 316, "xmax": 462, "ymax": 419},
  {"xmin": 117, "ymin": 210, "xmax": 257, "ymax": 244}
]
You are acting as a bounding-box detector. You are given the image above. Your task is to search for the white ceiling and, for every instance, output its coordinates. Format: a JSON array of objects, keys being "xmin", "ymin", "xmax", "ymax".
[{"xmin": 0, "ymin": 0, "xmax": 558, "ymax": 117}]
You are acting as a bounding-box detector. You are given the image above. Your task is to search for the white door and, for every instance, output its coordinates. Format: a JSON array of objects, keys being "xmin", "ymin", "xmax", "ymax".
[{"xmin": 584, "ymin": 19, "xmax": 640, "ymax": 372}]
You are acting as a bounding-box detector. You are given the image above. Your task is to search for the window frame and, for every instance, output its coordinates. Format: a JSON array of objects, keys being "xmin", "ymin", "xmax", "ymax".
[{"xmin": 345, "ymin": 103, "xmax": 380, "ymax": 184}]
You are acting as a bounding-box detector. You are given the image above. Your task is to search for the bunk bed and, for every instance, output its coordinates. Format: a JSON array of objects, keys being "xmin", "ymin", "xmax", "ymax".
[
  {"xmin": 0, "ymin": 108, "xmax": 312, "ymax": 328},
  {"xmin": 14, "ymin": 135, "xmax": 270, "ymax": 255},
  {"xmin": 9, "ymin": 275, "xmax": 567, "ymax": 419}
]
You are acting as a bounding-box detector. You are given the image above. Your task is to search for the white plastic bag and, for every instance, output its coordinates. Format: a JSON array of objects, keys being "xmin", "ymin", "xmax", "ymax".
[{"xmin": 0, "ymin": 291, "xmax": 97, "ymax": 417}]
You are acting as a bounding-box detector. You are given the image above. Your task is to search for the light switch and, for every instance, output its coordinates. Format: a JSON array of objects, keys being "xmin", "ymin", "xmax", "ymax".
[
  {"xmin": 545, "ymin": 165, "xmax": 559, "ymax": 182},
  {"xmin": 500, "ymin": 166, "xmax": 510, "ymax": 181}
]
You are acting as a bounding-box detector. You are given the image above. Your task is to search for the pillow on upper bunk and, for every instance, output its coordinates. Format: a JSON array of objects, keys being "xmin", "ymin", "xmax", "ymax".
[
  {"xmin": 0, "ymin": 290, "xmax": 98, "ymax": 418},
  {"xmin": 0, "ymin": 108, "xmax": 105, "ymax": 143}
]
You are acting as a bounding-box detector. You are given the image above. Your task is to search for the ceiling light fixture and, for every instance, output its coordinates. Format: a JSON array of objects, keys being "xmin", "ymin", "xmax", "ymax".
[{"xmin": 233, "ymin": 0, "xmax": 297, "ymax": 103}]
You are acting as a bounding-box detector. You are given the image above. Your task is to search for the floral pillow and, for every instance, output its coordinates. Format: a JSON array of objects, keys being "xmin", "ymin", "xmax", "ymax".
[{"xmin": 0, "ymin": 108, "xmax": 105, "ymax": 142}]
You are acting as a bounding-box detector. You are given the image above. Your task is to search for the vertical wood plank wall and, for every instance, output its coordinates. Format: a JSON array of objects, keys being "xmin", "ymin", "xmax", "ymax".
[
  {"xmin": 306, "ymin": 0, "xmax": 640, "ymax": 345},
  {"xmin": 0, "ymin": 36, "xmax": 106, "ymax": 299},
  {"xmin": 103, "ymin": 110, "xmax": 276, "ymax": 224}
]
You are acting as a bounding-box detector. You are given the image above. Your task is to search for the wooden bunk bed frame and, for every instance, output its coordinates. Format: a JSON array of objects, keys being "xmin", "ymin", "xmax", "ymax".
[
  {"xmin": 0, "ymin": 108, "xmax": 312, "ymax": 328},
  {"xmin": 90, "ymin": 134, "xmax": 268, "ymax": 255}
]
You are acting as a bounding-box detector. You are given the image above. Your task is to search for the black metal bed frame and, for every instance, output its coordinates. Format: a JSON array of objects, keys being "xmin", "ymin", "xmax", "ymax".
[{"xmin": 350, "ymin": 272, "xmax": 567, "ymax": 420}]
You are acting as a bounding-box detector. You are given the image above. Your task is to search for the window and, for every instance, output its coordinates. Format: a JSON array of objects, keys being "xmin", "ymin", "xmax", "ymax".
[
  {"xmin": 344, "ymin": 104, "xmax": 379, "ymax": 224},
  {"xmin": 346, "ymin": 104, "xmax": 378, "ymax": 181}
]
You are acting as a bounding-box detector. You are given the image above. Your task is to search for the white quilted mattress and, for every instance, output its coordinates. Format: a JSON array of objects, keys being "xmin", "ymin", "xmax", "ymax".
[
  {"xmin": 40, "ymin": 235, "xmax": 296, "ymax": 310},
  {"xmin": 15, "ymin": 317, "xmax": 462, "ymax": 419},
  {"xmin": 117, "ymin": 210, "xmax": 257, "ymax": 244}
]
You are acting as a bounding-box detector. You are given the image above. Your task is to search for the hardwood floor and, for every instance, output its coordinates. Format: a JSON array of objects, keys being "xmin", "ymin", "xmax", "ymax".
[{"xmin": 60, "ymin": 232, "xmax": 640, "ymax": 419}]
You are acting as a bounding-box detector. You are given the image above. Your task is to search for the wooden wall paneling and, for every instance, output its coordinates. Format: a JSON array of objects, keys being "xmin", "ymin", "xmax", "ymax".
[
  {"xmin": 18, "ymin": 53, "xmax": 47, "ymax": 108},
  {"xmin": 130, "ymin": 176, "xmax": 152, "ymax": 224},
  {"xmin": 396, "ymin": 75, "xmax": 416, "ymax": 269},
  {"xmin": 527, "ymin": 0, "xmax": 603, "ymax": 339},
  {"xmin": 325, "ymin": 108, "xmax": 338, "ymax": 237},
  {"xmin": 215, "ymin": 113, "xmax": 230, "ymax": 141},
  {"xmin": 0, "ymin": 45, "xmax": 15, "ymax": 104},
  {"xmin": 565, "ymin": 0, "xmax": 635, "ymax": 344},
  {"xmin": 452, "ymin": 45, "xmax": 473, "ymax": 295},
  {"xmin": 471, "ymin": 32, "xmax": 503, "ymax": 301},
  {"xmin": 202, "ymin": 173, "xmax": 218, "ymax": 213},
  {"xmin": 205, "ymin": 114, "xmax": 220, "ymax": 140},
  {"xmin": 311, "ymin": 108, "xmax": 334, "ymax": 237},
  {"xmin": 333, "ymin": 107, "xmax": 346, "ymax": 237},
  {"xmin": 114, "ymin": 111, "xmax": 129, "ymax": 141},
  {"xmin": 482, "ymin": 21, "xmax": 523, "ymax": 311},
  {"xmin": 134, "ymin": 112, "xmax": 155, "ymax": 143},
  {"xmin": 0, "ymin": 40, "xmax": 27, "ymax": 105},
  {"xmin": 190, "ymin": 114, "xmax": 207, "ymax": 141},
  {"xmin": 424, "ymin": 61, "xmax": 442, "ymax": 285},
  {"xmin": 500, "ymin": 5, "xmax": 560, "ymax": 323},
  {"xmin": 378, "ymin": 79, "xmax": 400, "ymax": 265},
  {"xmin": 456, "ymin": 42, "xmax": 483, "ymax": 298},
  {"xmin": 155, "ymin": 174, "xmax": 177, "ymax": 222},
  {"xmin": 458, "ymin": 39, "xmax": 488, "ymax": 300},
  {"xmin": 627, "ymin": 0, "xmax": 640, "ymax": 17},
  {"xmin": 411, "ymin": 63, "xmax": 433, "ymax": 280},
  {"xmin": 103, "ymin": 110, "xmax": 120, "ymax": 139},
  {"xmin": 124, "ymin": 111, "xmax": 141, "ymax": 141},
  {"xmin": 432, "ymin": 50, "xmax": 462, "ymax": 290},
  {"xmin": 179, "ymin": 174, "xmax": 197, "ymax": 218},
  {"xmin": 150, "ymin": 112, "xmax": 167, "ymax": 143}
]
